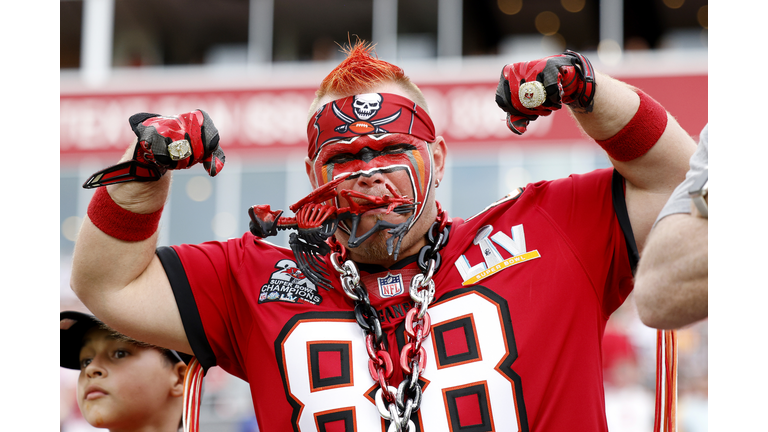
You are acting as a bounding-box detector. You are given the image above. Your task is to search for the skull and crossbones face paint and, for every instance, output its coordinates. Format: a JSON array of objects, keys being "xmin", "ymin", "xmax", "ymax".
[
  {"xmin": 352, "ymin": 93, "xmax": 383, "ymax": 120},
  {"xmin": 311, "ymin": 133, "xmax": 434, "ymax": 239}
]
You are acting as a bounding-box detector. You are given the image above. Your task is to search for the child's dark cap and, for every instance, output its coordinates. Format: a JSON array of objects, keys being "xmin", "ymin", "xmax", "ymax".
[{"xmin": 60, "ymin": 310, "xmax": 189, "ymax": 369}]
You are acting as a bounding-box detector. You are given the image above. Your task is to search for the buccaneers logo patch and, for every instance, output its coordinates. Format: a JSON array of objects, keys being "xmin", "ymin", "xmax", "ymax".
[{"xmin": 259, "ymin": 259, "xmax": 322, "ymax": 305}]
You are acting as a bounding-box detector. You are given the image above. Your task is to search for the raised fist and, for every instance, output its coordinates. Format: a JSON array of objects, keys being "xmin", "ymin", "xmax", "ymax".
[
  {"xmin": 83, "ymin": 110, "xmax": 225, "ymax": 189},
  {"xmin": 495, "ymin": 50, "xmax": 596, "ymax": 135}
]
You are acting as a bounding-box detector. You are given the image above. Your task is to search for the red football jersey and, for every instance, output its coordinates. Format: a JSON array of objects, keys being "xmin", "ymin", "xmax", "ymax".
[{"xmin": 158, "ymin": 167, "xmax": 635, "ymax": 432}]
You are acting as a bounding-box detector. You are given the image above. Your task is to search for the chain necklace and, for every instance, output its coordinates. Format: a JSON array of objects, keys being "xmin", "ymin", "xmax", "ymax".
[{"xmin": 329, "ymin": 206, "xmax": 451, "ymax": 432}]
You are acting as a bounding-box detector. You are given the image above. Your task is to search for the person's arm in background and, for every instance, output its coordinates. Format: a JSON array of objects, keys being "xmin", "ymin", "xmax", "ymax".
[
  {"xmin": 634, "ymin": 125, "xmax": 709, "ymax": 329},
  {"xmin": 634, "ymin": 205, "xmax": 707, "ymax": 328}
]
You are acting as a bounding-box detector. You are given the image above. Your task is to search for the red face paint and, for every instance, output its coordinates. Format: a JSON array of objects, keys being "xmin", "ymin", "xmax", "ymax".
[
  {"xmin": 311, "ymin": 133, "xmax": 433, "ymax": 237},
  {"xmin": 307, "ymin": 93, "xmax": 437, "ymax": 239}
]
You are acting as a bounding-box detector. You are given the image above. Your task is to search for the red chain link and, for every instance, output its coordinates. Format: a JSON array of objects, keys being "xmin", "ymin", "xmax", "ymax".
[
  {"xmin": 328, "ymin": 236, "xmax": 348, "ymax": 262},
  {"xmin": 435, "ymin": 201, "xmax": 450, "ymax": 233}
]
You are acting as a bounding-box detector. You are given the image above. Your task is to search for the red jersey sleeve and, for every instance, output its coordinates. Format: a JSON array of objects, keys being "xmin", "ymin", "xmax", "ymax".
[
  {"xmin": 158, "ymin": 233, "xmax": 295, "ymax": 381},
  {"xmin": 524, "ymin": 168, "xmax": 634, "ymax": 316}
]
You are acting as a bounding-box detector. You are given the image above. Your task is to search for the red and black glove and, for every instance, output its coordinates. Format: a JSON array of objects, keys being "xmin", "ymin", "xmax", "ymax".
[
  {"xmin": 495, "ymin": 50, "xmax": 596, "ymax": 135},
  {"xmin": 83, "ymin": 110, "xmax": 225, "ymax": 188}
]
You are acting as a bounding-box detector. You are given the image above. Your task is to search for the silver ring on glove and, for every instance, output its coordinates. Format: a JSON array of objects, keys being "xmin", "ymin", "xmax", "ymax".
[
  {"xmin": 518, "ymin": 81, "xmax": 547, "ymax": 109},
  {"xmin": 168, "ymin": 139, "xmax": 192, "ymax": 160}
]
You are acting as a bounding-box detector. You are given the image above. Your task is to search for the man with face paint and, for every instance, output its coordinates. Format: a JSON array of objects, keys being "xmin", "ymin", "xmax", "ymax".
[
  {"xmin": 72, "ymin": 40, "xmax": 697, "ymax": 432},
  {"xmin": 306, "ymin": 91, "xmax": 440, "ymax": 264}
]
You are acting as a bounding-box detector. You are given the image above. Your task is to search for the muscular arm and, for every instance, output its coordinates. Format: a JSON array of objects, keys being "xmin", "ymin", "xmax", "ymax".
[
  {"xmin": 633, "ymin": 203, "xmax": 708, "ymax": 329},
  {"xmin": 70, "ymin": 142, "xmax": 192, "ymax": 354},
  {"xmin": 569, "ymin": 74, "xmax": 697, "ymax": 252}
]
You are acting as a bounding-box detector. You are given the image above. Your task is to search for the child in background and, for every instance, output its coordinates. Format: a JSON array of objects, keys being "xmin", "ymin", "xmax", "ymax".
[{"xmin": 61, "ymin": 311, "xmax": 188, "ymax": 432}]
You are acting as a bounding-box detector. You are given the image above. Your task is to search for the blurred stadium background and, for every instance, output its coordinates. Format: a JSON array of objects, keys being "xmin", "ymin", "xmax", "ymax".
[{"xmin": 60, "ymin": 0, "xmax": 707, "ymax": 431}]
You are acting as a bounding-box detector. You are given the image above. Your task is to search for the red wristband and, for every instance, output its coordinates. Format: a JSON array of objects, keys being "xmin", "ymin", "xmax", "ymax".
[
  {"xmin": 87, "ymin": 187, "xmax": 163, "ymax": 241},
  {"xmin": 595, "ymin": 89, "xmax": 668, "ymax": 162}
]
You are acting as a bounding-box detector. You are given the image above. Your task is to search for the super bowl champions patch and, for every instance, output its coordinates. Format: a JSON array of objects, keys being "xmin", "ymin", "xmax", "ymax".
[{"xmin": 259, "ymin": 259, "xmax": 322, "ymax": 305}]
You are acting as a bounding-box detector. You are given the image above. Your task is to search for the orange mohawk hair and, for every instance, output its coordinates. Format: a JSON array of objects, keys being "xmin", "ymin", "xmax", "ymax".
[
  {"xmin": 317, "ymin": 39, "xmax": 405, "ymax": 98},
  {"xmin": 308, "ymin": 38, "xmax": 429, "ymax": 121}
]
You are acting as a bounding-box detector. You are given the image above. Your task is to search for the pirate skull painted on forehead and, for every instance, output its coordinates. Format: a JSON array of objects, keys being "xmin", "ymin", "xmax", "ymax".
[{"xmin": 307, "ymin": 93, "xmax": 437, "ymax": 253}]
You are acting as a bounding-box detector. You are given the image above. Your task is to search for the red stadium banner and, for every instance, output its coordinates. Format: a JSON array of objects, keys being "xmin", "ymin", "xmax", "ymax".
[{"xmin": 60, "ymin": 74, "xmax": 707, "ymax": 161}]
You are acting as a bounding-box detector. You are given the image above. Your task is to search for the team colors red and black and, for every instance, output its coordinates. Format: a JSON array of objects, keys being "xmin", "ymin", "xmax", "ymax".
[
  {"xmin": 157, "ymin": 167, "xmax": 635, "ymax": 432},
  {"xmin": 307, "ymin": 92, "xmax": 438, "ymax": 236},
  {"xmin": 307, "ymin": 93, "xmax": 436, "ymax": 161}
]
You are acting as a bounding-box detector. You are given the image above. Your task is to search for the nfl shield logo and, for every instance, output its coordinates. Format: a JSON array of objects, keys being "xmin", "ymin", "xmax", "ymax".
[{"xmin": 377, "ymin": 273, "xmax": 404, "ymax": 298}]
